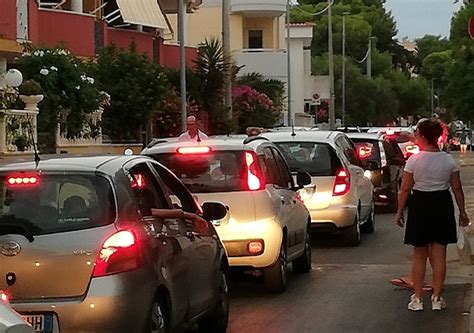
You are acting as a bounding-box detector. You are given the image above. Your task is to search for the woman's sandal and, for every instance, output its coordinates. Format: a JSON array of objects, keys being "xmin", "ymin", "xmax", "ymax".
[{"xmin": 390, "ymin": 277, "xmax": 433, "ymax": 292}]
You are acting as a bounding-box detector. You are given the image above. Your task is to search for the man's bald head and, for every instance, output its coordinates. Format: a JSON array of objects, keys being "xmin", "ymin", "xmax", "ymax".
[{"xmin": 187, "ymin": 116, "xmax": 196, "ymax": 125}]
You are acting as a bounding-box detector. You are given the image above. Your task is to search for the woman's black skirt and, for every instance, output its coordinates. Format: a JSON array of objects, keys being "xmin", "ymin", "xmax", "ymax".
[{"xmin": 404, "ymin": 189, "xmax": 457, "ymax": 246}]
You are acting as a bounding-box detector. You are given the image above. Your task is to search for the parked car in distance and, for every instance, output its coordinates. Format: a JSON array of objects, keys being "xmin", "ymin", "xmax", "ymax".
[
  {"xmin": 0, "ymin": 156, "xmax": 229, "ymax": 333},
  {"xmin": 367, "ymin": 127, "xmax": 419, "ymax": 159},
  {"xmin": 142, "ymin": 136, "xmax": 313, "ymax": 293},
  {"xmin": 347, "ymin": 133, "xmax": 405, "ymax": 212},
  {"xmin": 0, "ymin": 290, "xmax": 34, "ymax": 333},
  {"xmin": 262, "ymin": 131, "xmax": 375, "ymax": 246}
]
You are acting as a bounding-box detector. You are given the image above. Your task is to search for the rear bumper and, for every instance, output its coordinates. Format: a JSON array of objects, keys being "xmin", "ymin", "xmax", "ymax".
[
  {"xmin": 216, "ymin": 218, "xmax": 283, "ymax": 268},
  {"xmin": 11, "ymin": 270, "xmax": 155, "ymax": 333},
  {"xmin": 309, "ymin": 204, "xmax": 357, "ymax": 229}
]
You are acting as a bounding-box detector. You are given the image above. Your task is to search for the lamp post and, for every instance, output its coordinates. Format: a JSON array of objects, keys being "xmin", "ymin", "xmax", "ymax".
[
  {"xmin": 286, "ymin": 0, "xmax": 292, "ymax": 126},
  {"xmin": 327, "ymin": 0, "xmax": 335, "ymax": 130},
  {"xmin": 342, "ymin": 12, "xmax": 349, "ymax": 127},
  {"xmin": 222, "ymin": 0, "xmax": 232, "ymax": 120},
  {"xmin": 367, "ymin": 36, "xmax": 375, "ymax": 78},
  {"xmin": 178, "ymin": 0, "xmax": 187, "ymax": 132}
]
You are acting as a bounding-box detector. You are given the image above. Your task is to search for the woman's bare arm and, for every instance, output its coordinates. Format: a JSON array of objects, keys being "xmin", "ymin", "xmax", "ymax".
[
  {"xmin": 395, "ymin": 171, "xmax": 414, "ymax": 226},
  {"xmin": 450, "ymin": 171, "xmax": 470, "ymax": 226}
]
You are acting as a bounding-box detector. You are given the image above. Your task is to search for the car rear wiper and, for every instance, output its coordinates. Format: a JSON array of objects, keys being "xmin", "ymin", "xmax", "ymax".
[{"xmin": 0, "ymin": 216, "xmax": 38, "ymax": 242}]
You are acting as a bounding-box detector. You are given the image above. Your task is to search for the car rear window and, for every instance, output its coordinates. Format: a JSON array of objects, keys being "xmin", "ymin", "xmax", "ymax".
[
  {"xmin": 0, "ymin": 174, "xmax": 115, "ymax": 236},
  {"xmin": 350, "ymin": 139, "xmax": 381, "ymax": 167},
  {"xmin": 152, "ymin": 151, "xmax": 246, "ymax": 193},
  {"xmin": 274, "ymin": 142, "xmax": 342, "ymax": 176}
]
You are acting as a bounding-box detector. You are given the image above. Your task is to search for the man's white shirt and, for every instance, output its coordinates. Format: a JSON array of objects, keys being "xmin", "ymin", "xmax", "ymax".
[{"xmin": 178, "ymin": 130, "xmax": 208, "ymax": 142}]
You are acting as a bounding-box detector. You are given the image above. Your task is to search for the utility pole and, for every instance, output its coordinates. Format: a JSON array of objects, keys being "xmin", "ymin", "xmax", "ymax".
[
  {"xmin": 327, "ymin": 0, "xmax": 335, "ymax": 130},
  {"xmin": 366, "ymin": 37, "xmax": 372, "ymax": 78},
  {"xmin": 222, "ymin": 0, "xmax": 232, "ymax": 120},
  {"xmin": 178, "ymin": 0, "xmax": 187, "ymax": 132},
  {"xmin": 342, "ymin": 12, "xmax": 349, "ymax": 127},
  {"xmin": 286, "ymin": 0, "xmax": 292, "ymax": 126},
  {"xmin": 431, "ymin": 79, "xmax": 434, "ymax": 115}
]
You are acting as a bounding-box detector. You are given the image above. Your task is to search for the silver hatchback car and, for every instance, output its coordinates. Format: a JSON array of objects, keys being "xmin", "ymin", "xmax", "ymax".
[
  {"xmin": 0, "ymin": 156, "xmax": 229, "ymax": 333},
  {"xmin": 263, "ymin": 131, "xmax": 375, "ymax": 246}
]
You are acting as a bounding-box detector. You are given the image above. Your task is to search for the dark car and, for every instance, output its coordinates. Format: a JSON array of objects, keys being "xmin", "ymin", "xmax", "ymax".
[
  {"xmin": 348, "ymin": 133, "xmax": 405, "ymax": 212},
  {"xmin": 0, "ymin": 156, "xmax": 229, "ymax": 333}
]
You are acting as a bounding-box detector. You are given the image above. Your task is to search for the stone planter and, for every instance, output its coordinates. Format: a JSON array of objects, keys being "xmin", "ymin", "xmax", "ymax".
[{"xmin": 19, "ymin": 94, "xmax": 44, "ymax": 112}]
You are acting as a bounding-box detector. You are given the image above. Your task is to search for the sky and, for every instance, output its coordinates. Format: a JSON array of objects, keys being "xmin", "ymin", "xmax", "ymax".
[{"xmin": 384, "ymin": 0, "xmax": 462, "ymax": 40}]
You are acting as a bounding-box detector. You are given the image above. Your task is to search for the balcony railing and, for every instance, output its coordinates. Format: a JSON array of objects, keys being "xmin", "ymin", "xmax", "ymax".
[{"xmin": 229, "ymin": 0, "xmax": 286, "ymax": 17}]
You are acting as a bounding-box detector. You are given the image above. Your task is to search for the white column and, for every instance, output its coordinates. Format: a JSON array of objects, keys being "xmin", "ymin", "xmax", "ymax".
[{"xmin": 71, "ymin": 0, "xmax": 83, "ymax": 13}]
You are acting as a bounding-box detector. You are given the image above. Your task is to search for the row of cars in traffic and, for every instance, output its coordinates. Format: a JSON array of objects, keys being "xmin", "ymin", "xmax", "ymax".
[{"xmin": 0, "ymin": 126, "xmax": 417, "ymax": 332}]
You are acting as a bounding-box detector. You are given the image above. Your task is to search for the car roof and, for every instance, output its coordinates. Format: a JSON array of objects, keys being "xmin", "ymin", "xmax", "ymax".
[
  {"xmin": 367, "ymin": 126, "xmax": 414, "ymax": 134},
  {"xmin": 261, "ymin": 130, "xmax": 342, "ymax": 144},
  {"xmin": 141, "ymin": 135, "xmax": 272, "ymax": 154},
  {"xmin": 0, "ymin": 155, "xmax": 152, "ymax": 174},
  {"xmin": 346, "ymin": 132, "xmax": 381, "ymax": 140}
]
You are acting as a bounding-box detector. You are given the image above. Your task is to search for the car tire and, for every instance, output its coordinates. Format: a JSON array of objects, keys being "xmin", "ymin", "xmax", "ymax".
[
  {"xmin": 263, "ymin": 238, "xmax": 288, "ymax": 293},
  {"xmin": 149, "ymin": 295, "xmax": 169, "ymax": 333},
  {"xmin": 344, "ymin": 216, "xmax": 361, "ymax": 247},
  {"xmin": 361, "ymin": 201, "xmax": 375, "ymax": 234},
  {"xmin": 198, "ymin": 267, "xmax": 229, "ymax": 333},
  {"xmin": 292, "ymin": 225, "xmax": 312, "ymax": 274}
]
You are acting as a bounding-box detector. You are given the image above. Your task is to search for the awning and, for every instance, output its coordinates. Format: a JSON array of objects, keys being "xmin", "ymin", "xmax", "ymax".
[{"xmin": 116, "ymin": 0, "xmax": 169, "ymax": 30}]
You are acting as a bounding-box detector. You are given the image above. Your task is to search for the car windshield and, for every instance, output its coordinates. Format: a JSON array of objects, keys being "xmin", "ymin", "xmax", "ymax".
[
  {"xmin": 153, "ymin": 151, "xmax": 246, "ymax": 193},
  {"xmin": 274, "ymin": 142, "xmax": 341, "ymax": 176},
  {"xmin": 0, "ymin": 174, "xmax": 115, "ymax": 237}
]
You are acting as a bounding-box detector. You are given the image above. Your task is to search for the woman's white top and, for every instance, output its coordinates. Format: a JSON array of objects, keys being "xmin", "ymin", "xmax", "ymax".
[{"xmin": 404, "ymin": 151, "xmax": 458, "ymax": 192}]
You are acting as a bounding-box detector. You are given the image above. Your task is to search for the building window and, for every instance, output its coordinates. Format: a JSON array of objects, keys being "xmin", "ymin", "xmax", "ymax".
[{"xmin": 248, "ymin": 30, "xmax": 263, "ymax": 49}]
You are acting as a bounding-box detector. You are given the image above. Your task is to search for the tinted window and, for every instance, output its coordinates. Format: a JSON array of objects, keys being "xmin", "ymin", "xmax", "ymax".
[
  {"xmin": 0, "ymin": 174, "xmax": 115, "ymax": 236},
  {"xmin": 271, "ymin": 148, "xmax": 292, "ymax": 188},
  {"xmin": 129, "ymin": 164, "xmax": 168, "ymax": 216},
  {"xmin": 336, "ymin": 137, "xmax": 360, "ymax": 166},
  {"xmin": 262, "ymin": 147, "xmax": 285, "ymax": 187},
  {"xmin": 153, "ymin": 151, "xmax": 246, "ymax": 193},
  {"xmin": 275, "ymin": 142, "xmax": 342, "ymax": 176}
]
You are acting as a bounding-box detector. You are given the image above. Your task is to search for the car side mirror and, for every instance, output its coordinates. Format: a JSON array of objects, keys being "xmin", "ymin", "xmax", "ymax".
[
  {"xmin": 202, "ymin": 202, "xmax": 228, "ymax": 221},
  {"xmin": 367, "ymin": 161, "xmax": 379, "ymax": 171}
]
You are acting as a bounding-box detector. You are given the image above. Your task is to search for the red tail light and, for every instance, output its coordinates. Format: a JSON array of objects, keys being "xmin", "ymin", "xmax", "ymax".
[
  {"xmin": 357, "ymin": 145, "xmax": 373, "ymax": 159},
  {"xmin": 92, "ymin": 230, "xmax": 142, "ymax": 278},
  {"xmin": 333, "ymin": 169, "xmax": 351, "ymax": 196},
  {"xmin": 177, "ymin": 146, "xmax": 211, "ymax": 154},
  {"xmin": 0, "ymin": 290, "xmax": 9, "ymax": 303},
  {"xmin": 6, "ymin": 175, "xmax": 39, "ymax": 186},
  {"xmin": 245, "ymin": 151, "xmax": 264, "ymax": 191}
]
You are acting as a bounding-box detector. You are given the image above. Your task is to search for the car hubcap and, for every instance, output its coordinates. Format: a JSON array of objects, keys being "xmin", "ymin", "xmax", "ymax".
[{"xmin": 151, "ymin": 302, "xmax": 165, "ymax": 333}]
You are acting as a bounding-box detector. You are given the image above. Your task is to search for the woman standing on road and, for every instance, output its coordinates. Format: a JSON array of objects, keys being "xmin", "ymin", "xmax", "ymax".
[{"xmin": 396, "ymin": 119, "xmax": 470, "ymax": 312}]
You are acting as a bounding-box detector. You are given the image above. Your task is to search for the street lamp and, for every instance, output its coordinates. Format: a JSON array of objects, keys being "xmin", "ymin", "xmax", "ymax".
[
  {"xmin": 342, "ymin": 12, "xmax": 350, "ymax": 127},
  {"xmin": 286, "ymin": 0, "xmax": 292, "ymax": 126},
  {"xmin": 1, "ymin": 69, "xmax": 23, "ymax": 88}
]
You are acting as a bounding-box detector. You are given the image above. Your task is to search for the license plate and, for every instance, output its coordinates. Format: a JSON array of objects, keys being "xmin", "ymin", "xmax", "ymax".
[{"xmin": 23, "ymin": 314, "xmax": 53, "ymax": 333}]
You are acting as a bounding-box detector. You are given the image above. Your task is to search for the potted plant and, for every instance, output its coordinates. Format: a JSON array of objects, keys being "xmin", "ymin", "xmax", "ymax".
[
  {"xmin": 14, "ymin": 134, "xmax": 30, "ymax": 152},
  {"xmin": 19, "ymin": 80, "xmax": 44, "ymax": 111}
]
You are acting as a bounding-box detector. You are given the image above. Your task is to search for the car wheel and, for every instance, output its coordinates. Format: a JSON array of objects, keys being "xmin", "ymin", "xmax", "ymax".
[
  {"xmin": 292, "ymin": 225, "xmax": 312, "ymax": 274},
  {"xmin": 149, "ymin": 296, "xmax": 168, "ymax": 333},
  {"xmin": 264, "ymin": 238, "xmax": 288, "ymax": 293},
  {"xmin": 198, "ymin": 267, "xmax": 229, "ymax": 333},
  {"xmin": 361, "ymin": 201, "xmax": 375, "ymax": 234},
  {"xmin": 344, "ymin": 215, "xmax": 361, "ymax": 247}
]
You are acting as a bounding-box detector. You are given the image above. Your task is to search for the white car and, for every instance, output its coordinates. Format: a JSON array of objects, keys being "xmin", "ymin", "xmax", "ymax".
[
  {"xmin": 142, "ymin": 136, "xmax": 312, "ymax": 292},
  {"xmin": 0, "ymin": 291, "xmax": 34, "ymax": 333},
  {"xmin": 262, "ymin": 131, "xmax": 375, "ymax": 246}
]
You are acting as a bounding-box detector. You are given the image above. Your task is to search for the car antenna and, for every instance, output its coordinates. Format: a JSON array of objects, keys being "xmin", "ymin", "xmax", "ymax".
[
  {"xmin": 291, "ymin": 120, "xmax": 296, "ymax": 137},
  {"xmin": 26, "ymin": 118, "xmax": 40, "ymax": 167}
]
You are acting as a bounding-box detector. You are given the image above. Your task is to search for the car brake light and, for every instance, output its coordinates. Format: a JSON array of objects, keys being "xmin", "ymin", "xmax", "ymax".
[
  {"xmin": 177, "ymin": 146, "xmax": 211, "ymax": 154},
  {"xmin": 0, "ymin": 290, "xmax": 9, "ymax": 303},
  {"xmin": 245, "ymin": 152, "xmax": 264, "ymax": 191},
  {"xmin": 357, "ymin": 145, "xmax": 373, "ymax": 159},
  {"xmin": 333, "ymin": 169, "xmax": 351, "ymax": 196},
  {"xmin": 386, "ymin": 128, "xmax": 395, "ymax": 136},
  {"xmin": 92, "ymin": 230, "xmax": 142, "ymax": 278},
  {"xmin": 406, "ymin": 144, "xmax": 420, "ymax": 155},
  {"xmin": 6, "ymin": 176, "xmax": 39, "ymax": 186}
]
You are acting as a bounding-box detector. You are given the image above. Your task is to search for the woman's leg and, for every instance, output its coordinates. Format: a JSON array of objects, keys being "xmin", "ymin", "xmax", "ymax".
[
  {"xmin": 429, "ymin": 242, "xmax": 447, "ymax": 299},
  {"xmin": 412, "ymin": 245, "xmax": 429, "ymax": 298}
]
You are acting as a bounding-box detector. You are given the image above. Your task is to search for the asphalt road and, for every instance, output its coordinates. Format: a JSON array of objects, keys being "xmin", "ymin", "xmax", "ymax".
[{"xmin": 227, "ymin": 205, "xmax": 472, "ymax": 332}]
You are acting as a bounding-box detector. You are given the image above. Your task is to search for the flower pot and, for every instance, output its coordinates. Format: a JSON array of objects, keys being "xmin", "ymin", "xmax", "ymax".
[{"xmin": 19, "ymin": 94, "xmax": 44, "ymax": 112}]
